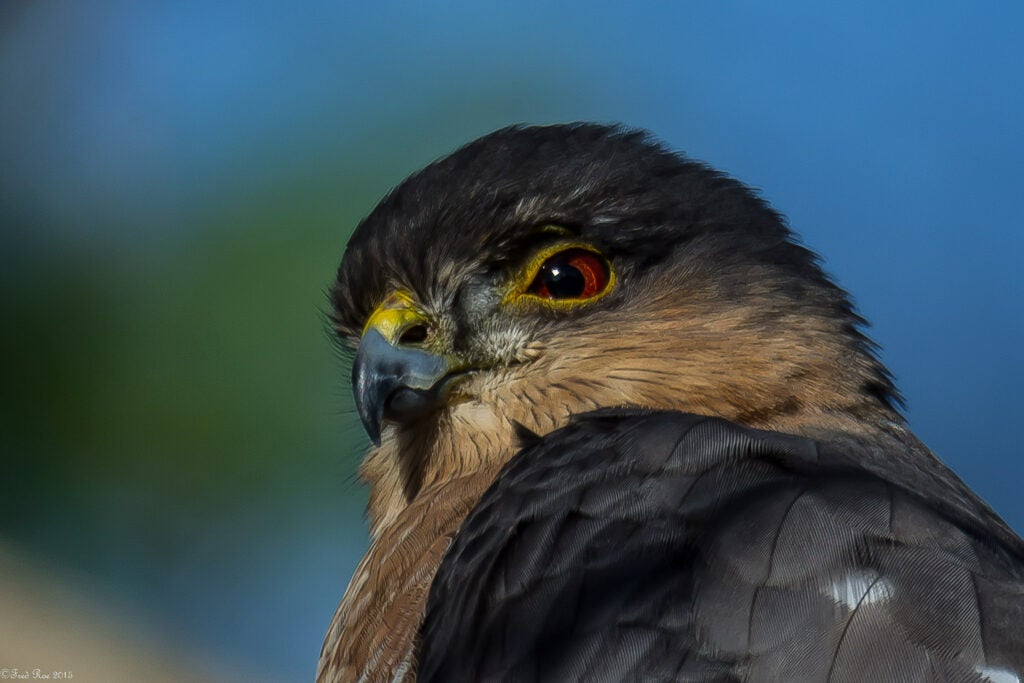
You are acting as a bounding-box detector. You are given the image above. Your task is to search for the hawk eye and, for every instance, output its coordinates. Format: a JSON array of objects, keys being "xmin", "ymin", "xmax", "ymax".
[{"xmin": 527, "ymin": 248, "xmax": 611, "ymax": 300}]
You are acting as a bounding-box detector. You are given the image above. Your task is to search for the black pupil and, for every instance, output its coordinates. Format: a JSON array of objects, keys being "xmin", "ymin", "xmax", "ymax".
[{"xmin": 540, "ymin": 259, "xmax": 585, "ymax": 298}]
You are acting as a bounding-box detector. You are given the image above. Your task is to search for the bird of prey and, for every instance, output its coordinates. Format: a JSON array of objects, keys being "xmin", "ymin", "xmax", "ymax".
[{"xmin": 318, "ymin": 124, "xmax": 1024, "ymax": 682}]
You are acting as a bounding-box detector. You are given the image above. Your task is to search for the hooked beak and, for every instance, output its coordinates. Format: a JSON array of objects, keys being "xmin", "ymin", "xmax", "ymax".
[{"xmin": 352, "ymin": 291, "xmax": 459, "ymax": 446}]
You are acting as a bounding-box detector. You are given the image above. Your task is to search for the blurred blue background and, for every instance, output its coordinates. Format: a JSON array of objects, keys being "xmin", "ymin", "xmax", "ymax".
[{"xmin": 1, "ymin": 2, "xmax": 1021, "ymax": 680}]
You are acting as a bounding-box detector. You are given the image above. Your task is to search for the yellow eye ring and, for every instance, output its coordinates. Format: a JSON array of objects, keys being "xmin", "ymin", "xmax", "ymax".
[{"xmin": 503, "ymin": 241, "xmax": 616, "ymax": 308}]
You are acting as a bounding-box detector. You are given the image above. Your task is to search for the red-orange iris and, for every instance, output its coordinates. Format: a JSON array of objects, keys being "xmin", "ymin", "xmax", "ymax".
[{"xmin": 528, "ymin": 248, "xmax": 610, "ymax": 300}]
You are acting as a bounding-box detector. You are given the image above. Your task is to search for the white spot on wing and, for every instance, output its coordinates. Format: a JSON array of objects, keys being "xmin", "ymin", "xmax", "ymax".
[
  {"xmin": 827, "ymin": 570, "xmax": 893, "ymax": 610},
  {"xmin": 976, "ymin": 666, "xmax": 1021, "ymax": 683}
]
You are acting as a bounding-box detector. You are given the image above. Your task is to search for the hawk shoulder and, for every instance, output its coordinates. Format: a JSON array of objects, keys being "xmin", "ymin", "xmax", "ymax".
[{"xmin": 418, "ymin": 410, "xmax": 1024, "ymax": 682}]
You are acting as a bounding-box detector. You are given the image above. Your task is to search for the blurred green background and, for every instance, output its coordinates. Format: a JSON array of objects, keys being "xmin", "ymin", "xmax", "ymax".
[{"xmin": 2, "ymin": 2, "xmax": 1022, "ymax": 681}]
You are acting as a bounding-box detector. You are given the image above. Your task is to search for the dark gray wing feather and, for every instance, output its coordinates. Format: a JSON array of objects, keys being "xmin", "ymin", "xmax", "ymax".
[{"xmin": 417, "ymin": 411, "xmax": 1024, "ymax": 682}]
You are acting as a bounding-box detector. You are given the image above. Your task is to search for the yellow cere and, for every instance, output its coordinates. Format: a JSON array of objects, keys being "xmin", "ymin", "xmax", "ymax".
[
  {"xmin": 362, "ymin": 290, "xmax": 429, "ymax": 343},
  {"xmin": 503, "ymin": 240, "xmax": 616, "ymax": 309}
]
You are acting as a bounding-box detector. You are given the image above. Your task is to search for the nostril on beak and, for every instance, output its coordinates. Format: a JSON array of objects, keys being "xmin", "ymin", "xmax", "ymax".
[{"xmin": 398, "ymin": 324, "xmax": 429, "ymax": 345}]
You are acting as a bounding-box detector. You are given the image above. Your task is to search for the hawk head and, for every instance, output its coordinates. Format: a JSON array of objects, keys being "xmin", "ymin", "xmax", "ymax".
[{"xmin": 330, "ymin": 123, "xmax": 900, "ymax": 535}]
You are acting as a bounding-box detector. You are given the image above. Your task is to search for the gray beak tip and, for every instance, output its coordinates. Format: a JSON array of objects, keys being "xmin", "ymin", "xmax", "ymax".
[
  {"xmin": 352, "ymin": 328, "xmax": 450, "ymax": 447},
  {"xmin": 353, "ymin": 345, "xmax": 384, "ymax": 446}
]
